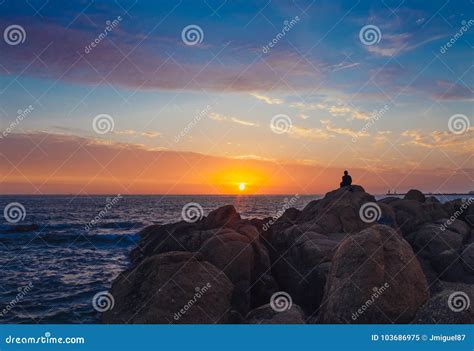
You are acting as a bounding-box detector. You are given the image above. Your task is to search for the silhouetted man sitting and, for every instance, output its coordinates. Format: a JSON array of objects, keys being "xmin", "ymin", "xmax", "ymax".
[{"xmin": 340, "ymin": 170, "xmax": 352, "ymax": 188}]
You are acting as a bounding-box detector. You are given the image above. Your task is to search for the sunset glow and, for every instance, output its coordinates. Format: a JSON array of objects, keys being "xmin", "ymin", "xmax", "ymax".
[{"xmin": 0, "ymin": 1, "xmax": 472, "ymax": 195}]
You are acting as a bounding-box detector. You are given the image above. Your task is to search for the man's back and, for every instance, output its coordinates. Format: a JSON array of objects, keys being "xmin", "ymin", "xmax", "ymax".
[{"xmin": 341, "ymin": 174, "xmax": 352, "ymax": 186}]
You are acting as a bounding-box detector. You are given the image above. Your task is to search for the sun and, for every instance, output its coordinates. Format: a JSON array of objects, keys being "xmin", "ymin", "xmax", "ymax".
[{"xmin": 238, "ymin": 183, "xmax": 246, "ymax": 191}]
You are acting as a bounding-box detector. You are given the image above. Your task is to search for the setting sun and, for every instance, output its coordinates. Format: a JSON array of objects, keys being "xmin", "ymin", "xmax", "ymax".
[{"xmin": 238, "ymin": 183, "xmax": 246, "ymax": 191}]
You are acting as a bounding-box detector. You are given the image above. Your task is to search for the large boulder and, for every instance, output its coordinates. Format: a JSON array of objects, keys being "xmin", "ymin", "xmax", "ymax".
[
  {"xmin": 270, "ymin": 231, "xmax": 337, "ymax": 314},
  {"xmin": 413, "ymin": 283, "xmax": 473, "ymax": 323},
  {"xmin": 102, "ymin": 252, "xmax": 234, "ymax": 323},
  {"xmin": 199, "ymin": 228, "xmax": 276, "ymax": 314},
  {"xmin": 318, "ymin": 225, "xmax": 429, "ymax": 323},
  {"xmin": 390, "ymin": 200, "xmax": 430, "ymax": 235},
  {"xmin": 246, "ymin": 303, "xmax": 306, "ymax": 324},
  {"xmin": 202, "ymin": 205, "xmax": 241, "ymax": 229},
  {"xmin": 296, "ymin": 185, "xmax": 395, "ymax": 234},
  {"xmin": 404, "ymin": 189, "xmax": 426, "ymax": 203},
  {"xmin": 461, "ymin": 244, "xmax": 474, "ymax": 274},
  {"xmin": 130, "ymin": 206, "xmax": 277, "ymax": 316},
  {"xmin": 406, "ymin": 223, "xmax": 464, "ymax": 259}
]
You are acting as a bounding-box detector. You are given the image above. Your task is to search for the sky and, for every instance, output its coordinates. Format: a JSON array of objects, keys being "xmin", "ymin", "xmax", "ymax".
[{"xmin": 0, "ymin": 0, "xmax": 472, "ymax": 195}]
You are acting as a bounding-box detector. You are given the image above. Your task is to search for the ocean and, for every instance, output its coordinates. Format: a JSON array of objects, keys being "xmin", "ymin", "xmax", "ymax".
[{"xmin": 0, "ymin": 194, "xmax": 468, "ymax": 323}]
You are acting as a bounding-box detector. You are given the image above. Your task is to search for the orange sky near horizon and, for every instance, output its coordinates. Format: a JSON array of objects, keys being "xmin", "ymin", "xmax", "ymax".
[{"xmin": 1, "ymin": 132, "xmax": 471, "ymax": 195}]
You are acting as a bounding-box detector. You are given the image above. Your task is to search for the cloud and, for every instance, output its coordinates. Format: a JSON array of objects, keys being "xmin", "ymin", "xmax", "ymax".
[
  {"xmin": 1, "ymin": 132, "xmax": 471, "ymax": 194},
  {"xmin": 0, "ymin": 19, "xmax": 321, "ymax": 93},
  {"xmin": 365, "ymin": 33, "xmax": 446, "ymax": 57},
  {"xmin": 288, "ymin": 125, "xmax": 333, "ymax": 140},
  {"xmin": 321, "ymin": 120, "xmax": 368, "ymax": 138},
  {"xmin": 331, "ymin": 62, "xmax": 360, "ymax": 72},
  {"xmin": 429, "ymin": 80, "xmax": 473, "ymax": 101},
  {"xmin": 113, "ymin": 130, "xmax": 161, "ymax": 138},
  {"xmin": 250, "ymin": 93, "xmax": 284, "ymax": 105},
  {"xmin": 290, "ymin": 101, "xmax": 370, "ymax": 121},
  {"xmin": 208, "ymin": 112, "xmax": 259, "ymax": 127},
  {"xmin": 401, "ymin": 128, "xmax": 474, "ymax": 151}
]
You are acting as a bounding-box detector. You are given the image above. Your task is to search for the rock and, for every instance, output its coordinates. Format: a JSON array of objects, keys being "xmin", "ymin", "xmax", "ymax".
[
  {"xmin": 319, "ymin": 225, "xmax": 429, "ymax": 323},
  {"xmin": 443, "ymin": 198, "xmax": 474, "ymax": 227},
  {"xmin": 202, "ymin": 205, "xmax": 241, "ymax": 229},
  {"xmin": 407, "ymin": 223, "xmax": 464, "ymax": 259},
  {"xmin": 246, "ymin": 303, "xmax": 306, "ymax": 324},
  {"xmin": 296, "ymin": 185, "xmax": 394, "ymax": 234},
  {"xmin": 435, "ymin": 218, "xmax": 471, "ymax": 242},
  {"xmin": 431, "ymin": 249, "xmax": 465, "ymax": 282},
  {"xmin": 421, "ymin": 202, "xmax": 449, "ymax": 222},
  {"xmin": 404, "ymin": 189, "xmax": 426, "ymax": 203},
  {"xmin": 390, "ymin": 200, "xmax": 429, "ymax": 235},
  {"xmin": 417, "ymin": 258, "xmax": 443, "ymax": 295},
  {"xmin": 412, "ymin": 288, "xmax": 473, "ymax": 324},
  {"xmin": 461, "ymin": 244, "xmax": 474, "ymax": 274},
  {"xmin": 130, "ymin": 222, "xmax": 206, "ymax": 264},
  {"xmin": 379, "ymin": 197, "xmax": 401, "ymax": 205},
  {"xmin": 199, "ymin": 228, "xmax": 276, "ymax": 315},
  {"xmin": 270, "ymin": 229, "xmax": 337, "ymax": 315},
  {"xmin": 426, "ymin": 196, "xmax": 440, "ymax": 203},
  {"xmin": 102, "ymin": 252, "xmax": 234, "ymax": 323}
]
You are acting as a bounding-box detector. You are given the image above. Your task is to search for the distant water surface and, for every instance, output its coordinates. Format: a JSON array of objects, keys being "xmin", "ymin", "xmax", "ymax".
[{"xmin": 0, "ymin": 194, "xmax": 469, "ymax": 323}]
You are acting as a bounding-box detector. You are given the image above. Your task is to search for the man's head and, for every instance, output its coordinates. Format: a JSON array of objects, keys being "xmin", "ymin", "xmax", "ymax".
[{"xmin": 344, "ymin": 170, "xmax": 348, "ymax": 175}]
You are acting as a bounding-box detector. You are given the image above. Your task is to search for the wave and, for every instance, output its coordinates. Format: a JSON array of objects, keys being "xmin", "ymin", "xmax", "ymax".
[{"xmin": 0, "ymin": 231, "xmax": 139, "ymax": 246}]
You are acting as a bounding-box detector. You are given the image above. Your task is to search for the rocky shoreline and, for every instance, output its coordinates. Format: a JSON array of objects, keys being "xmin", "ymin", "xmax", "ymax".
[{"xmin": 102, "ymin": 186, "xmax": 474, "ymax": 324}]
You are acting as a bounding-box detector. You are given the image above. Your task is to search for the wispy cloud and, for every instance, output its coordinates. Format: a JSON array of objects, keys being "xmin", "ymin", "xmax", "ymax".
[
  {"xmin": 365, "ymin": 33, "xmax": 446, "ymax": 57},
  {"xmin": 208, "ymin": 112, "xmax": 259, "ymax": 127},
  {"xmin": 113, "ymin": 130, "xmax": 161, "ymax": 138},
  {"xmin": 250, "ymin": 93, "xmax": 284, "ymax": 105},
  {"xmin": 288, "ymin": 125, "xmax": 333, "ymax": 140},
  {"xmin": 290, "ymin": 101, "xmax": 370, "ymax": 121},
  {"xmin": 321, "ymin": 120, "xmax": 368, "ymax": 138}
]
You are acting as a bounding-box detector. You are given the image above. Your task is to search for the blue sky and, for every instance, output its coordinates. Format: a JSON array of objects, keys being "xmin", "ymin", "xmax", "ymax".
[{"xmin": 0, "ymin": 0, "xmax": 472, "ymax": 194}]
